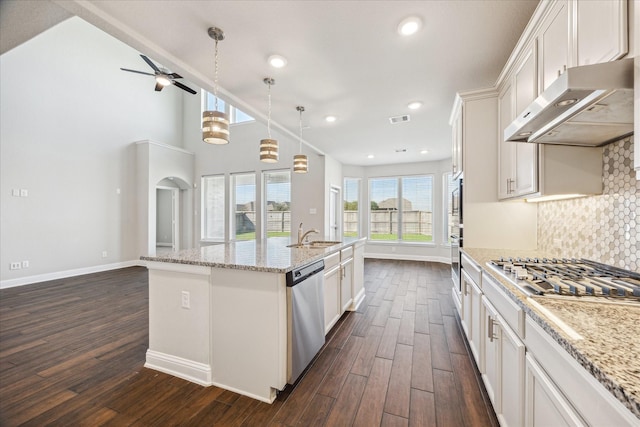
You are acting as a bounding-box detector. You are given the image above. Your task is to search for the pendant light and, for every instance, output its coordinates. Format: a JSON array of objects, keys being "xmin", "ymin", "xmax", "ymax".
[
  {"xmin": 260, "ymin": 78, "xmax": 278, "ymax": 163},
  {"xmin": 294, "ymin": 106, "xmax": 308, "ymax": 173},
  {"xmin": 202, "ymin": 27, "xmax": 230, "ymax": 145}
]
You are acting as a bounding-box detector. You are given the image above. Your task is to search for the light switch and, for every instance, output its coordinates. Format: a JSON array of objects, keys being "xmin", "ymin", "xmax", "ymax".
[
  {"xmin": 309, "ymin": 208, "xmax": 317, "ymax": 214},
  {"xmin": 12, "ymin": 189, "xmax": 20, "ymax": 197},
  {"xmin": 20, "ymin": 189, "xmax": 28, "ymax": 197}
]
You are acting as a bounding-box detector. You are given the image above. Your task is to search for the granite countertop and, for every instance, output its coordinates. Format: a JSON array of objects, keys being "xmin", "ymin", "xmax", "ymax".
[
  {"xmin": 462, "ymin": 247, "xmax": 640, "ymax": 419},
  {"xmin": 141, "ymin": 236, "xmax": 366, "ymax": 274}
]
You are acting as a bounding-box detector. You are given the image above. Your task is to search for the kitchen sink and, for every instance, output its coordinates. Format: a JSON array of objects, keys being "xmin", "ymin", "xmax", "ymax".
[{"xmin": 287, "ymin": 241, "xmax": 342, "ymax": 248}]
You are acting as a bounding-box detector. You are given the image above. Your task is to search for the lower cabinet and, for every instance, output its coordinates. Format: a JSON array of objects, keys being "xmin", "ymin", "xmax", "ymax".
[
  {"xmin": 323, "ymin": 252, "xmax": 341, "ymax": 334},
  {"xmin": 525, "ymin": 353, "xmax": 585, "ymax": 427},
  {"xmin": 461, "ymin": 269, "xmax": 483, "ymax": 368},
  {"xmin": 340, "ymin": 257, "xmax": 353, "ymax": 312}
]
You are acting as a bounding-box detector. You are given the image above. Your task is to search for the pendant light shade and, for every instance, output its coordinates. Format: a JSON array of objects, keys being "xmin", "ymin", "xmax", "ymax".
[
  {"xmin": 260, "ymin": 139, "xmax": 278, "ymax": 163},
  {"xmin": 294, "ymin": 106, "xmax": 308, "ymax": 173},
  {"xmin": 293, "ymin": 154, "xmax": 308, "ymax": 173},
  {"xmin": 202, "ymin": 111, "xmax": 230, "ymax": 144},
  {"xmin": 260, "ymin": 78, "xmax": 278, "ymax": 162},
  {"xmin": 202, "ymin": 27, "xmax": 230, "ymax": 145}
]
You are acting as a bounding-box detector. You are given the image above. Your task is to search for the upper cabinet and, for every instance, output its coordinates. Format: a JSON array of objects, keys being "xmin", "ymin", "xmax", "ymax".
[
  {"xmin": 574, "ymin": 0, "xmax": 628, "ymax": 66},
  {"xmin": 539, "ymin": 1, "xmax": 570, "ymax": 91},
  {"xmin": 451, "ymin": 100, "xmax": 463, "ymax": 179},
  {"xmin": 496, "ymin": 0, "xmax": 627, "ymax": 200}
]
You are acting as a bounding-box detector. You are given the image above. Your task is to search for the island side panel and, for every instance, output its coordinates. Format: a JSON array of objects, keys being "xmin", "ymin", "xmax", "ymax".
[
  {"xmin": 210, "ymin": 267, "xmax": 288, "ymax": 403},
  {"xmin": 145, "ymin": 263, "xmax": 213, "ymax": 385}
]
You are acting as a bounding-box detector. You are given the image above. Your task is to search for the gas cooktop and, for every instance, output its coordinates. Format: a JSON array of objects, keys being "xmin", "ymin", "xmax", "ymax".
[{"xmin": 487, "ymin": 257, "xmax": 640, "ymax": 302}]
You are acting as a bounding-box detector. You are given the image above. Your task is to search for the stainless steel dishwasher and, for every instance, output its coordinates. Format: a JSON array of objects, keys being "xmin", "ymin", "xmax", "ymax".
[{"xmin": 286, "ymin": 259, "xmax": 325, "ymax": 384}]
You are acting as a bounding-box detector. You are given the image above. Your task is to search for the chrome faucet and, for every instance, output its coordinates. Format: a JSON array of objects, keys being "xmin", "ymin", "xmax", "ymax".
[{"xmin": 297, "ymin": 223, "xmax": 319, "ymax": 245}]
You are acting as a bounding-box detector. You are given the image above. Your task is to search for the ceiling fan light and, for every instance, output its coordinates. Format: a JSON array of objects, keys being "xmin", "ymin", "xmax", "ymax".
[
  {"xmin": 155, "ymin": 75, "xmax": 171, "ymax": 86},
  {"xmin": 202, "ymin": 110, "xmax": 230, "ymax": 144},
  {"xmin": 293, "ymin": 154, "xmax": 308, "ymax": 173},
  {"xmin": 260, "ymin": 139, "xmax": 279, "ymax": 162}
]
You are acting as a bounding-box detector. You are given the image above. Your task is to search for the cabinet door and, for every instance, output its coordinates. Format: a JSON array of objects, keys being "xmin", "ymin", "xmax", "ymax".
[
  {"xmin": 461, "ymin": 269, "xmax": 483, "ymax": 369},
  {"xmin": 452, "ymin": 103, "xmax": 463, "ymax": 178},
  {"xmin": 498, "ymin": 314, "xmax": 525, "ymax": 427},
  {"xmin": 340, "ymin": 259, "xmax": 353, "ymax": 312},
  {"xmin": 482, "ymin": 297, "xmax": 500, "ymax": 411},
  {"xmin": 324, "ymin": 265, "xmax": 341, "ymax": 334},
  {"xmin": 498, "ymin": 82, "xmax": 516, "ymax": 199},
  {"xmin": 525, "ymin": 354, "xmax": 585, "ymax": 427},
  {"xmin": 539, "ymin": 0, "xmax": 569, "ymax": 91},
  {"xmin": 576, "ymin": 0, "xmax": 628, "ymax": 66}
]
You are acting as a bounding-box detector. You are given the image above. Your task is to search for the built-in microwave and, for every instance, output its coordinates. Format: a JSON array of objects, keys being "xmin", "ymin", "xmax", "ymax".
[{"xmin": 451, "ymin": 178, "xmax": 463, "ymax": 291}]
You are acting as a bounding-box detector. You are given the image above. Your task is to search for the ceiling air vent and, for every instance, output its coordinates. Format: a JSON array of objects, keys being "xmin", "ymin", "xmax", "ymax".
[{"xmin": 389, "ymin": 114, "xmax": 410, "ymax": 124}]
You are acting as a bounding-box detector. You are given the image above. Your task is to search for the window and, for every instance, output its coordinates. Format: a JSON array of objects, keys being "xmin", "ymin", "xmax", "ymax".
[
  {"xmin": 444, "ymin": 172, "xmax": 455, "ymax": 244},
  {"xmin": 343, "ymin": 178, "xmax": 360, "ymax": 237},
  {"xmin": 232, "ymin": 173, "xmax": 256, "ymax": 240},
  {"xmin": 369, "ymin": 175, "xmax": 433, "ymax": 242},
  {"xmin": 264, "ymin": 170, "xmax": 291, "ymax": 238},
  {"xmin": 204, "ymin": 91, "xmax": 254, "ymax": 124},
  {"xmin": 201, "ymin": 175, "xmax": 225, "ymax": 240}
]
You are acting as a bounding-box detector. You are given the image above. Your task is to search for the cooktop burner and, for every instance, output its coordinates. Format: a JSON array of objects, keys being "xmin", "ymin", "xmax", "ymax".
[{"xmin": 487, "ymin": 258, "xmax": 640, "ymax": 301}]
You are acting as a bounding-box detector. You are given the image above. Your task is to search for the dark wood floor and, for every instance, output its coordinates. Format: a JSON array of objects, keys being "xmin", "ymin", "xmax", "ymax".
[{"xmin": 0, "ymin": 259, "xmax": 497, "ymax": 426}]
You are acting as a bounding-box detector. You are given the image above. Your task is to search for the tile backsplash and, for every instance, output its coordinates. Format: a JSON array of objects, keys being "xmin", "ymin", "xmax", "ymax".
[{"xmin": 537, "ymin": 137, "xmax": 638, "ymax": 272}]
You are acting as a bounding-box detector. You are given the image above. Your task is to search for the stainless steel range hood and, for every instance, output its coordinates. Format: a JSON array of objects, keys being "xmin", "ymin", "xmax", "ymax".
[{"xmin": 504, "ymin": 58, "xmax": 634, "ymax": 146}]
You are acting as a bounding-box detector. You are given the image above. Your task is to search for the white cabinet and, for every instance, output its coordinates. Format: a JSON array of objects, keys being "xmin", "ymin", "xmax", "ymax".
[
  {"xmin": 340, "ymin": 250, "xmax": 353, "ymax": 312},
  {"xmin": 451, "ymin": 101, "xmax": 463, "ymax": 178},
  {"xmin": 575, "ymin": 0, "xmax": 628, "ymax": 66},
  {"xmin": 460, "ymin": 259, "xmax": 483, "ymax": 370},
  {"xmin": 481, "ymin": 283, "xmax": 525, "ymax": 427},
  {"xmin": 539, "ymin": 0, "xmax": 570, "ymax": 91},
  {"xmin": 525, "ymin": 354, "xmax": 585, "ymax": 427},
  {"xmin": 498, "ymin": 83, "xmax": 516, "ymax": 199},
  {"xmin": 323, "ymin": 252, "xmax": 341, "ymax": 334}
]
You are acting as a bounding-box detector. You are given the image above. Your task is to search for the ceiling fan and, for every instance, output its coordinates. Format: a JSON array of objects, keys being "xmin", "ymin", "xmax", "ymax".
[{"xmin": 120, "ymin": 54, "xmax": 197, "ymax": 95}]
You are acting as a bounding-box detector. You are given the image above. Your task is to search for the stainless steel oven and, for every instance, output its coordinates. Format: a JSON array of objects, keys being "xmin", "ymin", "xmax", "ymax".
[{"xmin": 451, "ymin": 178, "xmax": 463, "ymax": 291}]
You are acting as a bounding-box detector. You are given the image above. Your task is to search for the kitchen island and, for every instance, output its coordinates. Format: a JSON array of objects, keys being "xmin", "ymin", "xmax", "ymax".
[
  {"xmin": 140, "ymin": 237, "xmax": 365, "ymax": 403},
  {"xmin": 458, "ymin": 248, "xmax": 639, "ymax": 425}
]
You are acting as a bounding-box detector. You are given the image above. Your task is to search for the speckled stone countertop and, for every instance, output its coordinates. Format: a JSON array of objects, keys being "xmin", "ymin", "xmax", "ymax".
[
  {"xmin": 462, "ymin": 247, "xmax": 640, "ymax": 420},
  {"xmin": 141, "ymin": 237, "xmax": 366, "ymax": 274}
]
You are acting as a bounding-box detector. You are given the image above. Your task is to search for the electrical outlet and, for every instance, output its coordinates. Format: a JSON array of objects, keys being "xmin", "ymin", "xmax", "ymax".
[
  {"xmin": 102, "ymin": 251, "xmax": 108, "ymax": 258},
  {"xmin": 22, "ymin": 260, "xmax": 29, "ymax": 269},
  {"xmin": 181, "ymin": 291, "xmax": 190, "ymax": 309},
  {"xmin": 10, "ymin": 262, "xmax": 21, "ymax": 270}
]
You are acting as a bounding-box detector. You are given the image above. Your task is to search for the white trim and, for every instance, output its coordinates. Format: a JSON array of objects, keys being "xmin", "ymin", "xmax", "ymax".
[
  {"xmin": 143, "ymin": 261, "xmax": 211, "ymax": 276},
  {"xmin": 209, "ymin": 380, "xmax": 277, "ymax": 404},
  {"xmin": 350, "ymin": 288, "xmax": 366, "ymax": 311},
  {"xmin": 364, "ymin": 253, "xmax": 450, "ymax": 264},
  {"xmin": 145, "ymin": 349, "xmax": 212, "ymax": 386},
  {"xmin": 0, "ymin": 260, "xmax": 143, "ymax": 289},
  {"xmin": 134, "ymin": 139, "xmax": 194, "ymax": 156}
]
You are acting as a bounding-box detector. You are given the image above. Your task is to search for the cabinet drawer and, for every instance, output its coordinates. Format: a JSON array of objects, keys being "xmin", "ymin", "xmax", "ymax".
[
  {"xmin": 525, "ymin": 317, "xmax": 637, "ymax": 427},
  {"xmin": 324, "ymin": 252, "xmax": 340, "ymax": 269},
  {"xmin": 461, "ymin": 253, "xmax": 482, "ymax": 286},
  {"xmin": 482, "ymin": 273, "xmax": 524, "ymax": 338},
  {"xmin": 340, "ymin": 246, "xmax": 353, "ymax": 260}
]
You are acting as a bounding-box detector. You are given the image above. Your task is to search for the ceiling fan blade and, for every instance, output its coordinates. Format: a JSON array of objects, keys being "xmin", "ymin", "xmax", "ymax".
[
  {"xmin": 169, "ymin": 72, "xmax": 182, "ymax": 79},
  {"xmin": 140, "ymin": 54, "xmax": 160, "ymax": 72},
  {"xmin": 155, "ymin": 82, "xmax": 164, "ymax": 92},
  {"xmin": 173, "ymin": 81, "xmax": 197, "ymax": 95},
  {"xmin": 120, "ymin": 68, "xmax": 155, "ymax": 76}
]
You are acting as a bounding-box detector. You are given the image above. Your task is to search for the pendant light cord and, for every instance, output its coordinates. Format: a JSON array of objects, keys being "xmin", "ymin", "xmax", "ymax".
[
  {"xmin": 298, "ymin": 108, "xmax": 303, "ymax": 153},
  {"xmin": 267, "ymin": 82, "xmax": 272, "ymax": 139},
  {"xmin": 214, "ymin": 38, "xmax": 219, "ymax": 111}
]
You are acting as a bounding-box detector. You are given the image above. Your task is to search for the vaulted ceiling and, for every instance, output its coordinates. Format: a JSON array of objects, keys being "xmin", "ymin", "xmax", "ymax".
[{"xmin": 3, "ymin": 0, "xmax": 539, "ymax": 165}]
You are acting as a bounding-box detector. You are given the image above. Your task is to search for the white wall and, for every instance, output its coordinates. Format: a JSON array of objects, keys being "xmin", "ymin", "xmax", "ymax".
[
  {"xmin": 0, "ymin": 17, "xmax": 186, "ymax": 286},
  {"xmin": 343, "ymin": 159, "xmax": 452, "ymax": 263}
]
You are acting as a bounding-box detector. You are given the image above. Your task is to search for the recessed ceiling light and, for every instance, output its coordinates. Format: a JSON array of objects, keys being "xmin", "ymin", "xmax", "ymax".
[
  {"xmin": 408, "ymin": 101, "xmax": 423, "ymax": 110},
  {"xmin": 420, "ymin": 150, "xmax": 429, "ymax": 154},
  {"xmin": 267, "ymin": 54, "xmax": 287, "ymax": 68},
  {"xmin": 325, "ymin": 115, "xmax": 337, "ymax": 123},
  {"xmin": 398, "ymin": 16, "xmax": 422, "ymax": 36},
  {"xmin": 367, "ymin": 154, "xmax": 375, "ymax": 159}
]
